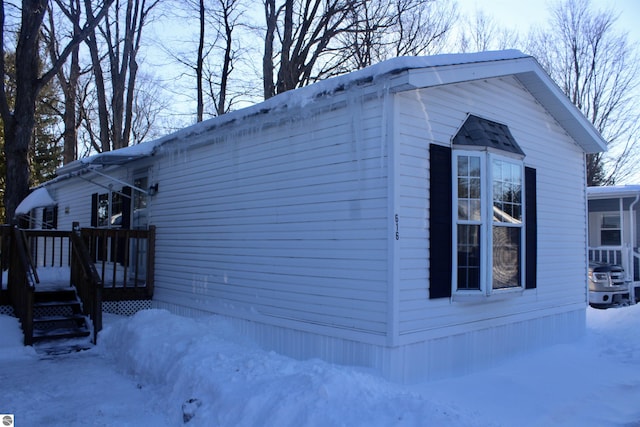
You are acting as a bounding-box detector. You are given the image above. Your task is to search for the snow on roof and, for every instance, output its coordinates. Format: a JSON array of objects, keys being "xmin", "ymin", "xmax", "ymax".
[
  {"xmin": 56, "ymin": 50, "xmax": 528, "ymax": 174},
  {"xmin": 15, "ymin": 187, "xmax": 56, "ymax": 215},
  {"xmin": 56, "ymin": 49, "xmax": 605, "ymax": 176}
]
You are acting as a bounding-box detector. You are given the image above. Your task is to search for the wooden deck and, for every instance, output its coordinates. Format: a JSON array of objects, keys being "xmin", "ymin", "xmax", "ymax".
[{"xmin": 1, "ymin": 225, "xmax": 156, "ymax": 345}]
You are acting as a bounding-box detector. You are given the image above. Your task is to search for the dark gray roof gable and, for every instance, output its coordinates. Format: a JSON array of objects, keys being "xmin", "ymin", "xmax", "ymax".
[{"xmin": 453, "ymin": 115, "xmax": 525, "ymax": 156}]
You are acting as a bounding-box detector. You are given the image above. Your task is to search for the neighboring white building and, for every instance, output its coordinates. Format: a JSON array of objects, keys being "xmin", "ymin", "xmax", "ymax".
[
  {"xmin": 588, "ymin": 185, "xmax": 640, "ymax": 304},
  {"xmin": 22, "ymin": 51, "xmax": 606, "ymax": 382}
]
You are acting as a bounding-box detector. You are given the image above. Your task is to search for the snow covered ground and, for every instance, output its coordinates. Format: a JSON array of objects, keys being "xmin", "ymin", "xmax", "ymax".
[{"xmin": 1, "ymin": 304, "xmax": 639, "ymax": 427}]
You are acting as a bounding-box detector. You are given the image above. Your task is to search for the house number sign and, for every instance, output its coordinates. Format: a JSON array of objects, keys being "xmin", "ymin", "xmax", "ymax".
[{"xmin": 395, "ymin": 214, "xmax": 399, "ymax": 240}]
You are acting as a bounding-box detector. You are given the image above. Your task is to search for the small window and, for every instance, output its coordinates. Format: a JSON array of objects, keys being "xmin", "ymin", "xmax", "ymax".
[
  {"xmin": 600, "ymin": 214, "xmax": 621, "ymax": 246},
  {"xmin": 42, "ymin": 206, "xmax": 58, "ymax": 229},
  {"xmin": 92, "ymin": 189, "xmax": 128, "ymax": 228}
]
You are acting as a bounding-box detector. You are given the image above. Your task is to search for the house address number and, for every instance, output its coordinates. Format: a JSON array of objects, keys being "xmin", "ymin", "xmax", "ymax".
[{"xmin": 395, "ymin": 214, "xmax": 399, "ymax": 240}]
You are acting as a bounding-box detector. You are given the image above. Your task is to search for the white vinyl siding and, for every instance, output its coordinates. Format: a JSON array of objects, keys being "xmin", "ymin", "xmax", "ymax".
[
  {"xmin": 396, "ymin": 76, "xmax": 587, "ymax": 341},
  {"xmin": 151, "ymin": 93, "xmax": 391, "ymax": 342}
]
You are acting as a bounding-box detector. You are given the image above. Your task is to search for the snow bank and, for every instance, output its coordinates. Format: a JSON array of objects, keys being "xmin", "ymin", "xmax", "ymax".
[
  {"xmin": 98, "ymin": 309, "xmax": 471, "ymax": 426},
  {"xmin": 0, "ymin": 315, "xmax": 36, "ymax": 360}
]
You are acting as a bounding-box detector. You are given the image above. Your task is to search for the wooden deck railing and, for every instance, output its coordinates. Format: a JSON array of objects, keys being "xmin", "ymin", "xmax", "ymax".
[
  {"xmin": 82, "ymin": 226, "xmax": 155, "ymax": 300},
  {"xmin": 19, "ymin": 226, "xmax": 156, "ymax": 300},
  {"xmin": 70, "ymin": 229, "xmax": 103, "ymax": 343},
  {"xmin": 8, "ymin": 227, "xmax": 38, "ymax": 345}
]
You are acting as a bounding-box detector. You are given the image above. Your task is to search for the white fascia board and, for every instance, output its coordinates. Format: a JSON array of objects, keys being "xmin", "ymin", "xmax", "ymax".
[{"xmin": 588, "ymin": 185, "xmax": 640, "ymax": 199}]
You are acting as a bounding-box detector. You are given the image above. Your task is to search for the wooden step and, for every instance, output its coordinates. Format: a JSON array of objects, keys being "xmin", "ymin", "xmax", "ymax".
[
  {"xmin": 34, "ymin": 289, "xmax": 77, "ymax": 303},
  {"xmin": 33, "ymin": 313, "xmax": 87, "ymax": 324},
  {"xmin": 31, "ymin": 286, "xmax": 91, "ymax": 343},
  {"xmin": 32, "ymin": 326, "xmax": 91, "ymax": 341},
  {"xmin": 34, "ymin": 299, "xmax": 82, "ymax": 309}
]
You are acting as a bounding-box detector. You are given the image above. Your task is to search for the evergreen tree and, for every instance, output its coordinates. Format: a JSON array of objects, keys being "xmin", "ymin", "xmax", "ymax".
[{"xmin": 0, "ymin": 51, "xmax": 63, "ymax": 219}]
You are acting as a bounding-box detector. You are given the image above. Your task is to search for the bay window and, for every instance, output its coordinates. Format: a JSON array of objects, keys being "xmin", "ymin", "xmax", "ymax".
[
  {"xmin": 429, "ymin": 115, "xmax": 537, "ymax": 300},
  {"xmin": 454, "ymin": 151, "xmax": 524, "ymax": 295}
]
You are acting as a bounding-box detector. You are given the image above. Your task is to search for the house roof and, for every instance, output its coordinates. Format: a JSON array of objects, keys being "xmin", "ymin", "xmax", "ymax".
[
  {"xmin": 587, "ymin": 185, "xmax": 640, "ymax": 199},
  {"xmin": 15, "ymin": 187, "xmax": 56, "ymax": 215},
  {"xmin": 56, "ymin": 50, "xmax": 607, "ymax": 177}
]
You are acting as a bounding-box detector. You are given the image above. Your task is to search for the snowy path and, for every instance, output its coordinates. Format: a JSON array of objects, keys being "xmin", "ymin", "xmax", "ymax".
[{"xmin": 0, "ymin": 347, "xmax": 170, "ymax": 427}]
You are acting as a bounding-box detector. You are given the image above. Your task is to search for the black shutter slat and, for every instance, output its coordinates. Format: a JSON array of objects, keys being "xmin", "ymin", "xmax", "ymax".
[
  {"xmin": 429, "ymin": 144, "xmax": 453, "ymax": 299},
  {"xmin": 525, "ymin": 167, "xmax": 537, "ymax": 289},
  {"xmin": 91, "ymin": 193, "xmax": 98, "ymax": 227}
]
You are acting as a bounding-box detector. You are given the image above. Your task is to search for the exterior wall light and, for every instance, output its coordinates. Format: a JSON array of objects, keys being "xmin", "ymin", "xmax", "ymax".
[{"xmin": 148, "ymin": 183, "xmax": 159, "ymax": 196}]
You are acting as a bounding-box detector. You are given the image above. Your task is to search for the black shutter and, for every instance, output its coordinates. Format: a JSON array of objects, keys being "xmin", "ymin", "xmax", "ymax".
[
  {"xmin": 429, "ymin": 144, "xmax": 453, "ymax": 299},
  {"xmin": 52, "ymin": 205, "xmax": 58, "ymax": 229},
  {"xmin": 525, "ymin": 167, "xmax": 537, "ymax": 289},
  {"xmin": 121, "ymin": 186, "xmax": 132, "ymax": 229},
  {"xmin": 91, "ymin": 193, "xmax": 98, "ymax": 227}
]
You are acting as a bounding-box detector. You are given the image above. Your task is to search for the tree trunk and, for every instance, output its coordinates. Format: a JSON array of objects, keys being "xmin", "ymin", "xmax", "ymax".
[
  {"xmin": 217, "ymin": 0, "xmax": 233, "ymax": 115},
  {"xmin": 276, "ymin": 0, "xmax": 293, "ymax": 95},
  {"xmin": 197, "ymin": 0, "xmax": 205, "ymax": 121},
  {"xmin": 3, "ymin": 0, "xmax": 47, "ymax": 222},
  {"xmin": 85, "ymin": 0, "xmax": 112, "ymax": 153},
  {"xmin": 61, "ymin": 47, "xmax": 79, "ymax": 164},
  {"xmin": 263, "ymin": 0, "xmax": 276, "ymax": 99}
]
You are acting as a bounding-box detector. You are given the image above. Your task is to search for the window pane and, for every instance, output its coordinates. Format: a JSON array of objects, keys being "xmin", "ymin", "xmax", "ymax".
[
  {"xmin": 492, "ymin": 159, "xmax": 522, "ymax": 223},
  {"xmin": 470, "ymin": 200, "xmax": 481, "ymax": 221},
  {"xmin": 458, "ymin": 200, "xmax": 469, "ymax": 220},
  {"xmin": 458, "ymin": 156, "xmax": 481, "ymax": 221},
  {"xmin": 111, "ymin": 193, "xmax": 123, "ymax": 227},
  {"xmin": 97, "ymin": 194, "xmax": 109, "ymax": 227},
  {"xmin": 458, "ymin": 177, "xmax": 469, "ymax": 198},
  {"xmin": 457, "ymin": 224, "xmax": 481, "ymax": 290},
  {"xmin": 601, "ymin": 214, "xmax": 620, "ymax": 229},
  {"xmin": 458, "ymin": 156, "xmax": 468, "ymax": 176},
  {"xmin": 469, "ymin": 156, "xmax": 481, "ymax": 177},
  {"xmin": 469, "ymin": 177, "xmax": 481, "ymax": 198},
  {"xmin": 493, "ymin": 226, "xmax": 521, "ymax": 289},
  {"xmin": 601, "ymin": 230, "xmax": 621, "ymax": 246}
]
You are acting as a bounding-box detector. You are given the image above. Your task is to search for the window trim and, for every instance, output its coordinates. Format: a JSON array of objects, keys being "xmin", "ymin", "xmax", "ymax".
[{"xmin": 452, "ymin": 149, "xmax": 526, "ymax": 298}]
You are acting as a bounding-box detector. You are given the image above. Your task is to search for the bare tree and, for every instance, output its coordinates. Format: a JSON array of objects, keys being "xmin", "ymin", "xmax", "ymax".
[
  {"xmin": 0, "ymin": 0, "xmax": 113, "ymax": 222},
  {"xmin": 155, "ymin": 0, "xmax": 249, "ymax": 122},
  {"xmin": 84, "ymin": 0, "xmax": 160, "ymax": 152},
  {"xmin": 44, "ymin": 0, "xmax": 87, "ymax": 164},
  {"xmin": 262, "ymin": 0, "xmax": 359, "ymax": 99},
  {"xmin": 527, "ymin": 0, "xmax": 640, "ymax": 185},
  {"xmin": 457, "ymin": 9, "xmax": 520, "ymax": 53},
  {"xmin": 337, "ymin": 0, "xmax": 457, "ymax": 71}
]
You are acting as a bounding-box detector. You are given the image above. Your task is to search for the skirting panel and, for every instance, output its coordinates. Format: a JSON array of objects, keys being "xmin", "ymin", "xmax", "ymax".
[
  {"xmin": 153, "ymin": 300, "xmax": 585, "ymax": 383},
  {"xmin": 386, "ymin": 308, "xmax": 586, "ymax": 382},
  {"xmin": 0, "ymin": 305, "xmax": 14, "ymax": 316},
  {"xmin": 103, "ymin": 299, "xmax": 152, "ymax": 316}
]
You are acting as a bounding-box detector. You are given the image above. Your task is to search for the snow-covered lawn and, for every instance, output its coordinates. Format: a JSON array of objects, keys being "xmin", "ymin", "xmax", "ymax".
[{"xmin": 1, "ymin": 304, "xmax": 639, "ymax": 426}]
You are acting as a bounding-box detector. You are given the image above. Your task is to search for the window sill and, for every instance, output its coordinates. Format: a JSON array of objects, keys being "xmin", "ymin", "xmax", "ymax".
[{"xmin": 452, "ymin": 288, "xmax": 524, "ymax": 304}]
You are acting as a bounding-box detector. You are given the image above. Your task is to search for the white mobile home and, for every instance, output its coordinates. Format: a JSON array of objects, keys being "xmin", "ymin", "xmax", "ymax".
[{"xmin": 24, "ymin": 51, "xmax": 606, "ymax": 382}]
